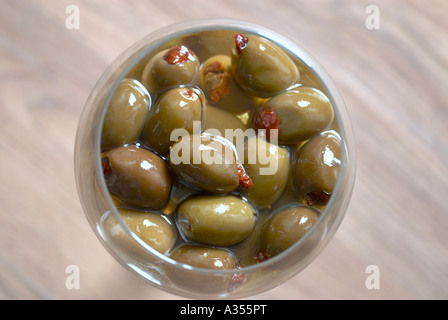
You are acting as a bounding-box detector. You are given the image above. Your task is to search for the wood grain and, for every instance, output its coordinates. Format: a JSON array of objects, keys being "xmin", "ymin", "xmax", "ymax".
[{"xmin": 1, "ymin": 0, "xmax": 447, "ymax": 299}]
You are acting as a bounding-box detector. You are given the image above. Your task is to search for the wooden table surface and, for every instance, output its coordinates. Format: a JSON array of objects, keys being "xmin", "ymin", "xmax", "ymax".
[{"xmin": 1, "ymin": 0, "xmax": 447, "ymax": 300}]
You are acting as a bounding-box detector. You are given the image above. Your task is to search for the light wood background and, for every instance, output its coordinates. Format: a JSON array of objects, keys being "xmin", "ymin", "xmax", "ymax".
[{"xmin": 1, "ymin": 0, "xmax": 447, "ymax": 300}]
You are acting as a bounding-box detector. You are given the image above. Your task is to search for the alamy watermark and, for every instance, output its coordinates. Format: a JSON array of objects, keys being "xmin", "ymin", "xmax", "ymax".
[
  {"xmin": 65, "ymin": 264, "xmax": 80, "ymax": 290},
  {"xmin": 65, "ymin": 5, "xmax": 80, "ymax": 30},
  {"xmin": 365, "ymin": 5, "xmax": 380, "ymax": 30},
  {"xmin": 365, "ymin": 265, "xmax": 380, "ymax": 290},
  {"xmin": 170, "ymin": 121, "xmax": 280, "ymax": 175}
]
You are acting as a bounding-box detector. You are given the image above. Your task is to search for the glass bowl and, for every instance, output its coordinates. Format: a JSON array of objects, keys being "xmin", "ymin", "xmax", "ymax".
[{"xmin": 74, "ymin": 18, "xmax": 356, "ymax": 299}]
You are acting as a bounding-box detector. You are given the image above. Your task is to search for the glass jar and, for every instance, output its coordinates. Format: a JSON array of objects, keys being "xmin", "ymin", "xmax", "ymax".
[{"xmin": 74, "ymin": 18, "xmax": 356, "ymax": 299}]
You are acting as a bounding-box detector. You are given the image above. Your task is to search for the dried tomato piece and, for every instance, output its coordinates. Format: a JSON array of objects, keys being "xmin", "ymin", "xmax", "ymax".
[
  {"xmin": 229, "ymin": 264, "xmax": 246, "ymax": 289},
  {"xmin": 234, "ymin": 33, "xmax": 249, "ymax": 54},
  {"xmin": 202, "ymin": 60, "xmax": 230, "ymax": 103},
  {"xmin": 253, "ymin": 108, "xmax": 280, "ymax": 140},
  {"xmin": 305, "ymin": 190, "xmax": 331, "ymax": 206},
  {"xmin": 102, "ymin": 156, "xmax": 112, "ymax": 179},
  {"xmin": 182, "ymin": 88, "xmax": 195, "ymax": 99},
  {"xmin": 203, "ymin": 60, "xmax": 223, "ymax": 76},
  {"xmin": 236, "ymin": 162, "xmax": 253, "ymax": 189},
  {"xmin": 163, "ymin": 45, "xmax": 193, "ymax": 64},
  {"xmin": 254, "ymin": 250, "xmax": 270, "ymax": 263},
  {"xmin": 230, "ymin": 273, "xmax": 245, "ymax": 284},
  {"xmin": 102, "ymin": 156, "xmax": 117, "ymax": 186}
]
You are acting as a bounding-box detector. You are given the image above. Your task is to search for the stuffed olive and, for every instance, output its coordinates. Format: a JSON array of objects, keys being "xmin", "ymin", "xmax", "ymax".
[
  {"xmin": 170, "ymin": 133, "xmax": 239, "ymax": 194},
  {"xmin": 177, "ymin": 195, "xmax": 257, "ymax": 246},
  {"xmin": 200, "ymin": 54, "xmax": 255, "ymax": 115},
  {"xmin": 241, "ymin": 136, "xmax": 290, "ymax": 208},
  {"xmin": 102, "ymin": 146, "xmax": 172, "ymax": 209},
  {"xmin": 144, "ymin": 87, "xmax": 203, "ymax": 155},
  {"xmin": 169, "ymin": 245, "xmax": 237, "ymax": 270},
  {"xmin": 260, "ymin": 87, "xmax": 334, "ymax": 144},
  {"xmin": 261, "ymin": 206, "xmax": 320, "ymax": 257},
  {"xmin": 141, "ymin": 45, "xmax": 200, "ymax": 95},
  {"xmin": 292, "ymin": 130, "xmax": 341, "ymax": 205},
  {"xmin": 101, "ymin": 78, "xmax": 150, "ymax": 150},
  {"xmin": 117, "ymin": 208, "xmax": 176, "ymax": 254},
  {"xmin": 231, "ymin": 34, "xmax": 299, "ymax": 98}
]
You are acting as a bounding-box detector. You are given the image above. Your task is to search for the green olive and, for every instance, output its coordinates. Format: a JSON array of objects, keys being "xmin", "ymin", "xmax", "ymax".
[
  {"xmin": 180, "ymin": 30, "xmax": 236, "ymax": 62},
  {"xmin": 262, "ymin": 87, "xmax": 334, "ymax": 144},
  {"xmin": 200, "ymin": 55, "xmax": 255, "ymax": 115},
  {"xmin": 203, "ymin": 104, "xmax": 247, "ymax": 134},
  {"xmin": 102, "ymin": 146, "xmax": 172, "ymax": 209},
  {"xmin": 242, "ymin": 136, "xmax": 290, "ymax": 208},
  {"xmin": 261, "ymin": 206, "xmax": 320, "ymax": 256},
  {"xmin": 167, "ymin": 244, "xmax": 239, "ymax": 294},
  {"xmin": 141, "ymin": 45, "xmax": 200, "ymax": 96},
  {"xmin": 116, "ymin": 208, "xmax": 176, "ymax": 254},
  {"xmin": 203, "ymin": 104, "xmax": 250, "ymax": 148},
  {"xmin": 231, "ymin": 34, "xmax": 299, "ymax": 98},
  {"xmin": 169, "ymin": 133, "xmax": 239, "ymax": 194},
  {"xmin": 177, "ymin": 195, "xmax": 257, "ymax": 246},
  {"xmin": 101, "ymin": 79, "xmax": 150, "ymax": 150},
  {"xmin": 292, "ymin": 130, "xmax": 341, "ymax": 205},
  {"xmin": 144, "ymin": 87, "xmax": 203, "ymax": 155},
  {"xmin": 169, "ymin": 245, "xmax": 236, "ymax": 270}
]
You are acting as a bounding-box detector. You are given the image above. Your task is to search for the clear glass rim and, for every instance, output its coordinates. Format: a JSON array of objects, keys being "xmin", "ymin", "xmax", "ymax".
[{"xmin": 92, "ymin": 18, "xmax": 356, "ymax": 276}]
